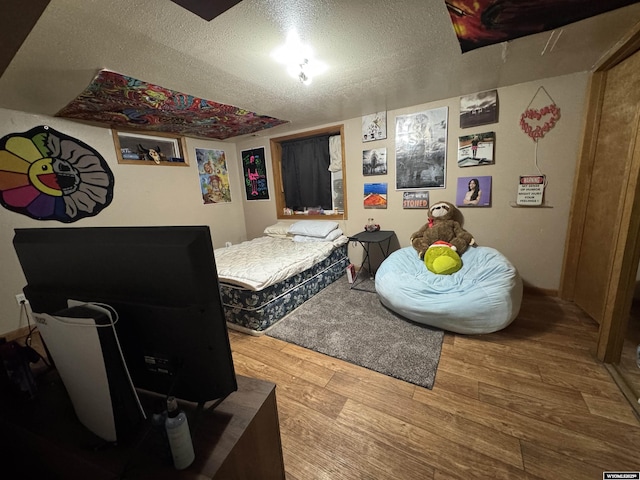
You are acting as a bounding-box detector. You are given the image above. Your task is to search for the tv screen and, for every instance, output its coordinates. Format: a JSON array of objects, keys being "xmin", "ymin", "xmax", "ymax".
[{"xmin": 13, "ymin": 226, "xmax": 237, "ymax": 405}]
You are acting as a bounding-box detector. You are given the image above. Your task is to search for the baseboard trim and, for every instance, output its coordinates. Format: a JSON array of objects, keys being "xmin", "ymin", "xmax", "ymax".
[
  {"xmin": 604, "ymin": 363, "xmax": 640, "ymax": 420},
  {"xmin": 1, "ymin": 326, "xmax": 31, "ymax": 343},
  {"xmin": 523, "ymin": 286, "xmax": 558, "ymax": 297},
  {"xmin": 226, "ymin": 322, "xmax": 265, "ymax": 337}
]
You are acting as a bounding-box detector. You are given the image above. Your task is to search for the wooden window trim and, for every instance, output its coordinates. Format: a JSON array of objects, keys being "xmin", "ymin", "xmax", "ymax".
[
  {"xmin": 270, "ymin": 125, "xmax": 348, "ymax": 220},
  {"xmin": 112, "ymin": 129, "xmax": 189, "ymax": 166}
]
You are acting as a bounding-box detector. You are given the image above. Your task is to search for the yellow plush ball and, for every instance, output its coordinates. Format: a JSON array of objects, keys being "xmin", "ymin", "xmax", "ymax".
[{"xmin": 424, "ymin": 242, "xmax": 462, "ymax": 275}]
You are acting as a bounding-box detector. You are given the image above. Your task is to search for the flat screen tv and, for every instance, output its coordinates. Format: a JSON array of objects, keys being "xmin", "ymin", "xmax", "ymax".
[{"xmin": 12, "ymin": 226, "xmax": 237, "ymax": 408}]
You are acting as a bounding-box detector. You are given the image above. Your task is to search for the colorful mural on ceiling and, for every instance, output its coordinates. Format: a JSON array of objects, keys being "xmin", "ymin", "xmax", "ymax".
[
  {"xmin": 55, "ymin": 70, "xmax": 288, "ymax": 140},
  {"xmin": 445, "ymin": 0, "xmax": 639, "ymax": 53},
  {"xmin": 0, "ymin": 125, "xmax": 114, "ymax": 222}
]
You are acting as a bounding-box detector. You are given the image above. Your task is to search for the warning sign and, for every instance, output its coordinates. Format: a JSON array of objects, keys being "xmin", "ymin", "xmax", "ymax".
[{"xmin": 517, "ymin": 175, "xmax": 545, "ymax": 206}]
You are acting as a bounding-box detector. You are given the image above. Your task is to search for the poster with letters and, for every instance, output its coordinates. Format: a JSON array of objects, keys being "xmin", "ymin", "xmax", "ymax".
[{"xmin": 241, "ymin": 147, "xmax": 269, "ymax": 201}]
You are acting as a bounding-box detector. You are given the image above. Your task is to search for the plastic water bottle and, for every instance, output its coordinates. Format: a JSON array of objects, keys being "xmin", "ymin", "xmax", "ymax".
[{"xmin": 165, "ymin": 396, "xmax": 195, "ymax": 469}]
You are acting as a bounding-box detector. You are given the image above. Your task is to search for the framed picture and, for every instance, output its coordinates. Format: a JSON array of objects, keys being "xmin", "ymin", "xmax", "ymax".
[
  {"xmin": 196, "ymin": 148, "xmax": 232, "ymax": 204},
  {"xmin": 458, "ymin": 132, "xmax": 495, "ymax": 167},
  {"xmin": 241, "ymin": 147, "xmax": 270, "ymax": 200},
  {"xmin": 112, "ymin": 130, "xmax": 188, "ymax": 166},
  {"xmin": 395, "ymin": 107, "xmax": 448, "ymax": 190},
  {"xmin": 363, "ymin": 148, "xmax": 387, "ymax": 176},
  {"xmin": 456, "ymin": 176, "xmax": 492, "ymax": 207},
  {"xmin": 459, "ymin": 90, "xmax": 498, "ymax": 129},
  {"xmin": 402, "ymin": 191, "xmax": 429, "ymax": 209},
  {"xmin": 364, "ymin": 182, "xmax": 387, "ymax": 209},
  {"xmin": 362, "ymin": 112, "xmax": 387, "ymax": 142}
]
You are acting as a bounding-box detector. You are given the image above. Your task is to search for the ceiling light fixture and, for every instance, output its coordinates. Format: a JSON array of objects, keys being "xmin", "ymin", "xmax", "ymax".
[
  {"xmin": 271, "ymin": 30, "xmax": 326, "ymax": 86},
  {"xmin": 298, "ymin": 70, "xmax": 311, "ymax": 86},
  {"xmin": 287, "ymin": 58, "xmax": 312, "ymax": 85}
]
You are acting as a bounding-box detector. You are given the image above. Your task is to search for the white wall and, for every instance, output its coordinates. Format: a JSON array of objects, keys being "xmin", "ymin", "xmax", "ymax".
[
  {"xmin": 237, "ymin": 72, "xmax": 589, "ymax": 292},
  {"xmin": 0, "ymin": 110, "xmax": 246, "ymax": 335},
  {"xmin": 0, "ymin": 71, "xmax": 588, "ymax": 335}
]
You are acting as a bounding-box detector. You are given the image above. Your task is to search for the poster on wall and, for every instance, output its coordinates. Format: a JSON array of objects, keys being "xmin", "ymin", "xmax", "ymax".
[
  {"xmin": 196, "ymin": 148, "xmax": 231, "ymax": 204},
  {"xmin": 364, "ymin": 182, "xmax": 388, "ymax": 209},
  {"xmin": 460, "ymin": 90, "xmax": 498, "ymax": 129},
  {"xmin": 55, "ymin": 69, "xmax": 287, "ymax": 140},
  {"xmin": 457, "ymin": 132, "xmax": 495, "ymax": 167},
  {"xmin": 241, "ymin": 147, "xmax": 269, "ymax": 200},
  {"xmin": 445, "ymin": 0, "xmax": 638, "ymax": 53},
  {"xmin": 395, "ymin": 107, "xmax": 448, "ymax": 190},
  {"xmin": 0, "ymin": 125, "xmax": 114, "ymax": 222},
  {"xmin": 362, "ymin": 112, "xmax": 387, "ymax": 142},
  {"xmin": 362, "ymin": 148, "xmax": 387, "ymax": 176},
  {"xmin": 456, "ymin": 176, "xmax": 492, "ymax": 207}
]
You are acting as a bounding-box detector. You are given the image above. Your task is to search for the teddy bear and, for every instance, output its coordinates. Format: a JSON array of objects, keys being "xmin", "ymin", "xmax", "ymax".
[{"xmin": 410, "ymin": 201, "xmax": 475, "ymax": 260}]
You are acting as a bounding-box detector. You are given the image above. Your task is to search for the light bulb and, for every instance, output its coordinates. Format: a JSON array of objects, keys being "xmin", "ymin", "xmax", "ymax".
[
  {"xmin": 299, "ymin": 71, "xmax": 312, "ymax": 85},
  {"xmin": 271, "ymin": 29, "xmax": 325, "ymax": 85}
]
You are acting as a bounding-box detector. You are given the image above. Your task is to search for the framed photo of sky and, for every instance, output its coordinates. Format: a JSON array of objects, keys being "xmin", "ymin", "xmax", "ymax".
[
  {"xmin": 364, "ymin": 182, "xmax": 388, "ymax": 209},
  {"xmin": 459, "ymin": 90, "xmax": 498, "ymax": 129}
]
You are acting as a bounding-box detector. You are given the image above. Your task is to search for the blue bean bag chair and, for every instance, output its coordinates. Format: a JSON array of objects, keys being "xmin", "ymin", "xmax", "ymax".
[{"xmin": 375, "ymin": 246, "xmax": 523, "ymax": 334}]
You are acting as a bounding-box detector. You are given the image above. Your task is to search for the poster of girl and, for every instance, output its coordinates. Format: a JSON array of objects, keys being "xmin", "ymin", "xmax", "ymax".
[{"xmin": 456, "ymin": 176, "xmax": 492, "ymax": 207}]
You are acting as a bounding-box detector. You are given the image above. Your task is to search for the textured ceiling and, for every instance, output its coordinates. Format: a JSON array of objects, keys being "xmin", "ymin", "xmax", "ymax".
[{"xmin": 1, "ymin": 0, "xmax": 640, "ymax": 141}]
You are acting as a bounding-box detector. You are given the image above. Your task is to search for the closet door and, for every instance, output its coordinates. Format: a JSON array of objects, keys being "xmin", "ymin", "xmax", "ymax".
[{"xmin": 567, "ymin": 48, "xmax": 640, "ymax": 361}]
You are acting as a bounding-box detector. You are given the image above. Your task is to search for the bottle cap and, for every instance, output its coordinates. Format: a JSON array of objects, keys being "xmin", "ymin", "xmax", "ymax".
[{"xmin": 167, "ymin": 396, "xmax": 178, "ymax": 412}]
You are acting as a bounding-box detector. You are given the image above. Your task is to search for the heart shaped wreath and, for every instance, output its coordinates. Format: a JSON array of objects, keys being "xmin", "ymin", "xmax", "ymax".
[{"xmin": 520, "ymin": 87, "xmax": 561, "ymax": 141}]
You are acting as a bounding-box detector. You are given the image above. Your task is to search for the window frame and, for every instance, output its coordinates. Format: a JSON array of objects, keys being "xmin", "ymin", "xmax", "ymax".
[
  {"xmin": 112, "ymin": 129, "xmax": 189, "ymax": 166},
  {"xmin": 270, "ymin": 124, "xmax": 348, "ymax": 220}
]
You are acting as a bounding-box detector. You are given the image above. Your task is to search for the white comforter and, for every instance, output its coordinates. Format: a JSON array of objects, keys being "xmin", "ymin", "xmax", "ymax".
[{"xmin": 214, "ymin": 235, "xmax": 348, "ymax": 290}]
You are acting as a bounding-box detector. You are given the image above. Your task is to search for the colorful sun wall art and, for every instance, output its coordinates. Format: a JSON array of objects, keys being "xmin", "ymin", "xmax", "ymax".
[{"xmin": 0, "ymin": 125, "xmax": 114, "ymax": 222}]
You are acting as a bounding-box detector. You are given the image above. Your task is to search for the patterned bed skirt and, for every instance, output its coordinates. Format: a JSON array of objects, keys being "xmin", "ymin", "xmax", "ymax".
[{"xmin": 221, "ymin": 244, "xmax": 349, "ymax": 334}]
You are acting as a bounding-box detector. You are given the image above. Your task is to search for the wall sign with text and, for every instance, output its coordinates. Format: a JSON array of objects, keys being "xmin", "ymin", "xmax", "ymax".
[
  {"xmin": 402, "ymin": 191, "xmax": 429, "ymax": 209},
  {"xmin": 241, "ymin": 147, "xmax": 269, "ymax": 201},
  {"xmin": 517, "ymin": 175, "xmax": 545, "ymax": 206}
]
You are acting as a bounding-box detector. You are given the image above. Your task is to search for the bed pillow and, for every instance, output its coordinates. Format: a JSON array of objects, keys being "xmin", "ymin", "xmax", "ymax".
[
  {"xmin": 288, "ymin": 220, "xmax": 339, "ymax": 238},
  {"xmin": 263, "ymin": 222, "xmax": 292, "ymax": 237},
  {"xmin": 324, "ymin": 228, "xmax": 343, "ymax": 241},
  {"xmin": 292, "ymin": 228, "xmax": 343, "ymax": 242}
]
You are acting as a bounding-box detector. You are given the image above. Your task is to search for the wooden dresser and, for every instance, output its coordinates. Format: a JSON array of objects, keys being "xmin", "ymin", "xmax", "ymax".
[{"xmin": 0, "ymin": 371, "xmax": 286, "ymax": 479}]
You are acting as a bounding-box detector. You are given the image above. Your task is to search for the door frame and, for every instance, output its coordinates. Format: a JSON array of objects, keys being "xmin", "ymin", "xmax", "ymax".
[{"xmin": 559, "ymin": 25, "xmax": 640, "ymax": 362}]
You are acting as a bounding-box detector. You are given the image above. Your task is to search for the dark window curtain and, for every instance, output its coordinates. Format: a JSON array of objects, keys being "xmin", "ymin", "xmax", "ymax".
[{"xmin": 281, "ymin": 135, "xmax": 332, "ymax": 210}]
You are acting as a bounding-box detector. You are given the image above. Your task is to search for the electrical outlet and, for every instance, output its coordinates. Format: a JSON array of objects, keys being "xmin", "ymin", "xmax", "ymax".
[{"xmin": 15, "ymin": 293, "xmax": 27, "ymax": 305}]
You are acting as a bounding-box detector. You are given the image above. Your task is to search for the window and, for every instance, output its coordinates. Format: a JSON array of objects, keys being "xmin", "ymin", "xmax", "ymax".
[
  {"xmin": 112, "ymin": 130, "xmax": 188, "ymax": 166},
  {"xmin": 270, "ymin": 125, "xmax": 347, "ymax": 220}
]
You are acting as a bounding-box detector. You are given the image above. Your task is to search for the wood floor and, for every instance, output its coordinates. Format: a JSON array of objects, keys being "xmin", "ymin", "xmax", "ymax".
[{"xmin": 228, "ymin": 292, "xmax": 640, "ymax": 480}]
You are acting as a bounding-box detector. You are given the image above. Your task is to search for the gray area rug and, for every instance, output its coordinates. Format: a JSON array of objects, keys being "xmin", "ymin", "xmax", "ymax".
[{"xmin": 266, "ymin": 275, "xmax": 444, "ymax": 389}]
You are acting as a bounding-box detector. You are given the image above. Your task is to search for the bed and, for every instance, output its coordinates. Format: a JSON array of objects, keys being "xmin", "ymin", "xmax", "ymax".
[
  {"xmin": 214, "ymin": 221, "xmax": 350, "ymax": 334},
  {"xmin": 375, "ymin": 245, "xmax": 522, "ymax": 334}
]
